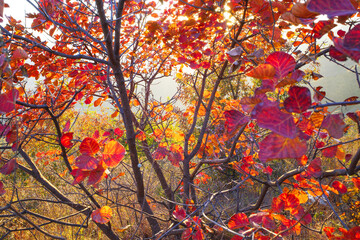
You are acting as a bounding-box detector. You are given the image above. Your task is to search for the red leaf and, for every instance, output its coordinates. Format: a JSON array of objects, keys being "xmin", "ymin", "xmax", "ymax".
[
  {"xmin": 93, "ymin": 130, "xmax": 99, "ymax": 139},
  {"xmin": 0, "ymin": 89, "xmax": 19, "ymax": 114},
  {"xmin": 75, "ymin": 154, "xmax": 99, "ymax": 170},
  {"xmin": 152, "ymin": 146, "xmax": 169, "ymax": 160},
  {"xmin": 114, "ymin": 128, "xmax": 124, "ymax": 138},
  {"xmin": 333, "ymin": 37, "xmax": 360, "ymax": 62},
  {"xmin": 70, "ymin": 168, "xmax": 89, "ymax": 185},
  {"xmin": 252, "ymin": 101, "xmax": 297, "ymax": 139},
  {"xmin": 352, "ymin": 177, "xmax": 360, "ymax": 189},
  {"xmin": 228, "ymin": 213, "xmax": 249, "ymax": 230},
  {"xmin": 284, "ymin": 86, "xmax": 311, "ymax": 113},
  {"xmin": 332, "ymin": 180, "xmax": 347, "ymax": 194},
  {"xmin": 258, "ymin": 133, "xmax": 307, "ymax": 162},
  {"xmin": 12, "ymin": 47, "xmax": 28, "ymax": 60},
  {"xmin": 0, "ymin": 159, "xmax": 18, "ymax": 175},
  {"xmin": 246, "ymin": 64, "xmax": 276, "ymax": 79},
  {"xmin": 79, "ymin": 137, "xmax": 100, "ymax": 155},
  {"xmin": 61, "ymin": 132, "xmax": 73, "ymax": 148},
  {"xmin": 329, "ymin": 46, "xmax": 348, "ymax": 61},
  {"xmin": 343, "ymin": 24, "xmax": 360, "ymax": 51},
  {"xmin": 266, "ymin": 51, "xmax": 296, "ymax": 79},
  {"xmin": 224, "ymin": 110, "xmax": 250, "ymax": 133},
  {"xmin": 307, "ymin": 0, "xmax": 357, "ymax": 18},
  {"xmin": 173, "ymin": 206, "xmax": 187, "ymax": 221},
  {"xmin": 322, "ymin": 113, "xmax": 346, "ymax": 139},
  {"xmin": 312, "ymin": 20, "xmax": 336, "ymax": 39},
  {"xmin": 88, "ymin": 161, "xmax": 107, "ymax": 185},
  {"xmin": 91, "ymin": 206, "xmax": 112, "ymax": 224},
  {"xmin": 102, "ymin": 140, "xmax": 125, "ymax": 167},
  {"xmin": 322, "ymin": 145, "xmax": 337, "ymax": 158},
  {"xmin": 168, "ymin": 144, "xmax": 184, "ymax": 167},
  {"xmin": 313, "ymin": 86, "xmax": 326, "ymax": 102},
  {"xmin": 305, "ymin": 158, "xmax": 322, "ymax": 178},
  {"xmin": 271, "ymin": 197, "xmax": 285, "ymax": 213},
  {"xmin": 0, "ymin": 124, "xmax": 10, "ymax": 137},
  {"xmin": 280, "ymin": 193, "xmax": 300, "ymax": 210},
  {"xmin": 63, "ymin": 120, "xmax": 71, "ymax": 132},
  {"xmin": 0, "ymin": 181, "xmax": 6, "ymax": 196},
  {"xmin": 240, "ymin": 96, "xmax": 262, "ymax": 113}
]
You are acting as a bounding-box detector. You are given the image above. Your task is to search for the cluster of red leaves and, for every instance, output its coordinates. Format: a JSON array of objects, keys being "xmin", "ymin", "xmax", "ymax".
[{"xmin": 70, "ymin": 137, "xmax": 125, "ymax": 186}]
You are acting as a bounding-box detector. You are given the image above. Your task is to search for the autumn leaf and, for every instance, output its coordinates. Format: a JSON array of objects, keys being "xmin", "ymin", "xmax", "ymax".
[
  {"xmin": 246, "ymin": 64, "xmax": 276, "ymax": 79},
  {"xmin": 87, "ymin": 161, "xmax": 108, "ymax": 186},
  {"xmin": 307, "ymin": 0, "xmax": 358, "ymax": 18},
  {"xmin": 305, "ymin": 157, "xmax": 322, "ymax": 178},
  {"xmin": 284, "ymin": 86, "xmax": 311, "ymax": 113},
  {"xmin": 79, "ymin": 137, "xmax": 100, "ymax": 155},
  {"xmin": 102, "ymin": 140, "xmax": 126, "ymax": 167},
  {"xmin": 172, "ymin": 205, "xmax": 187, "ymax": 222},
  {"xmin": 0, "ymin": 124, "xmax": 10, "ymax": 137},
  {"xmin": 291, "ymin": 3, "xmax": 319, "ymax": 19},
  {"xmin": 224, "ymin": 110, "xmax": 250, "ymax": 133},
  {"xmin": 152, "ymin": 146, "xmax": 169, "ymax": 160},
  {"xmin": 0, "ymin": 159, "xmax": 18, "ymax": 175},
  {"xmin": 332, "ymin": 180, "xmax": 347, "ymax": 194},
  {"xmin": 265, "ymin": 51, "xmax": 296, "ymax": 79},
  {"xmin": 70, "ymin": 168, "xmax": 90, "ymax": 185},
  {"xmin": 312, "ymin": 20, "xmax": 336, "ymax": 39},
  {"xmin": 0, "ymin": 89, "xmax": 19, "ymax": 114},
  {"xmin": 168, "ymin": 144, "xmax": 184, "ymax": 167},
  {"xmin": 75, "ymin": 154, "xmax": 99, "ymax": 170},
  {"xmin": 61, "ymin": 132, "xmax": 73, "ymax": 148},
  {"xmin": 0, "ymin": 181, "xmax": 5, "ymax": 196},
  {"xmin": 228, "ymin": 212, "xmax": 249, "ymax": 230},
  {"xmin": 322, "ymin": 145, "xmax": 337, "ymax": 158},
  {"xmin": 12, "ymin": 47, "xmax": 28, "ymax": 60},
  {"xmin": 343, "ymin": 24, "xmax": 360, "ymax": 51},
  {"xmin": 313, "ymin": 86, "xmax": 326, "ymax": 102},
  {"xmin": 91, "ymin": 206, "xmax": 113, "ymax": 224},
  {"xmin": 329, "ymin": 46, "xmax": 348, "ymax": 61},
  {"xmin": 252, "ymin": 101, "xmax": 297, "ymax": 139},
  {"xmin": 258, "ymin": 133, "xmax": 307, "ymax": 162},
  {"xmin": 352, "ymin": 178, "xmax": 360, "ymax": 189},
  {"xmin": 322, "ymin": 113, "xmax": 346, "ymax": 139}
]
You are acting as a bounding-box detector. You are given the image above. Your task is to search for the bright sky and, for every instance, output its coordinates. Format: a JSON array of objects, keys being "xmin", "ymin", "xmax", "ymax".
[{"xmin": 2, "ymin": 0, "xmax": 35, "ymax": 25}]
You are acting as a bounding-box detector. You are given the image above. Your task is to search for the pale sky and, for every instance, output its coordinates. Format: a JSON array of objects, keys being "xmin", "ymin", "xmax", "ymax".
[{"xmin": 2, "ymin": 0, "xmax": 34, "ymax": 25}]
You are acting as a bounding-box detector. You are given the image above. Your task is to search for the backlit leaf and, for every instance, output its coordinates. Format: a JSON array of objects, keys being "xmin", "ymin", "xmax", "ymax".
[
  {"xmin": 333, "ymin": 37, "xmax": 360, "ymax": 62},
  {"xmin": 266, "ymin": 51, "xmax": 296, "ymax": 79},
  {"xmin": 291, "ymin": 3, "xmax": 319, "ymax": 19},
  {"xmin": 0, "ymin": 159, "xmax": 18, "ymax": 175},
  {"xmin": 258, "ymin": 133, "xmax": 307, "ymax": 162},
  {"xmin": 75, "ymin": 154, "xmax": 99, "ymax": 170},
  {"xmin": 70, "ymin": 168, "xmax": 89, "ymax": 185},
  {"xmin": 329, "ymin": 46, "xmax": 348, "ymax": 61},
  {"xmin": 284, "ymin": 86, "xmax": 311, "ymax": 113},
  {"xmin": 102, "ymin": 140, "xmax": 126, "ymax": 167},
  {"xmin": 252, "ymin": 101, "xmax": 297, "ymax": 138},
  {"xmin": 79, "ymin": 137, "xmax": 100, "ymax": 155},
  {"xmin": 246, "ymin": 64, "xmax": 276, "ymax": 79},
  {"xmin": 168, "ymin": 144, "xmax": 184, "ymax": 167},
  {"xmin": 322, "ymin": 113, "xmax": 346, "ymax": 139},
  {"xmin": 12, "ymin": 47, "xmax": 28, "ymax": 60},
  {"xmin": 313, "ymin": 86, "xmax": 326, "ymax": 102},
  {"xmin": 61, "ymin": 132, "xmax": 73, "ymax": 148},
  {"xmin": 332, "ymin": 180, "xmax": 347, "ymax": 194},
  {"xmin": 152, "ymin": 146, "xmax": 168, "ymax": 160},
  {"xmin": 312, "ymin": 20, "xmax": 336, "ymax": 39},
  {"xmin": 305, "ymin": 157, "xmax": 322, "ymax": 178},
  {"xmin": 0, "ymin": 89, "xmax": 19, "ymax": 114},
  {"xmin": 91, "ymin": 206, "xmax": 113, "ymax": 224},
  {"xmin": 343, "ymin": 24, "xmax": 360, "ymax": 51},
  {"xmin": 307, "ymin": 0, "xmax": 357, "ymax": 18},
  {"xmin": 88, "ymin": 161, "xmax": 107, "ymax": 186},
  {"xmin": 224, "ymin": 110, "xmax": 250, "ymax": 133},
  {"xmin": 173, "ymin": 206, "xmax": 187, "ymax": 221},
  {"xmin": 228, "ymin": 213, "xmax": 249, "ymax": 230}
]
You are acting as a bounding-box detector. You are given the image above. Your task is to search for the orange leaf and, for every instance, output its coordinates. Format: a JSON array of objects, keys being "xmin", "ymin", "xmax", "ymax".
[
  {"xmin": 91, "ymin": 206, "xmax": 113, "ymax": 224},
  {"xmin": 332, "ymin": 180, "xmax": 347, "ymax": 194},
  {"xmin": 228, "ymin": 213, "xmax": 249, "ymax": 230},
  {"xmin": 352, "ymin": 177, "xmax": 360, "ymax": 189},
  {"xmin": 246, "ymin": 64, "xmax": 276, "ymax": 79},
  {"xmin": 79, "ymin": 137, "xmax": 100, "ymax": 155},
  {"xmin": 102, "ymin": 140, "xmax": 126, "ymax": 168}
]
